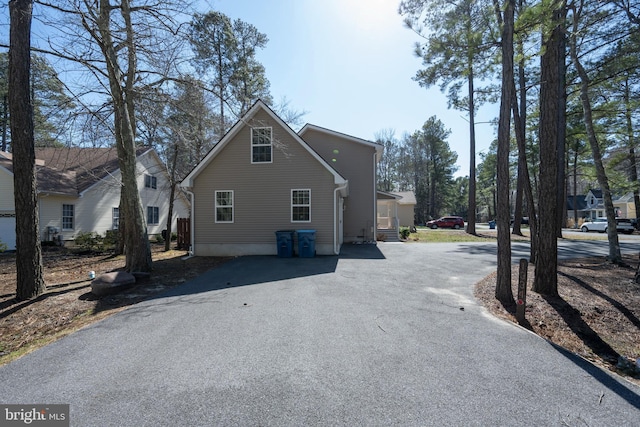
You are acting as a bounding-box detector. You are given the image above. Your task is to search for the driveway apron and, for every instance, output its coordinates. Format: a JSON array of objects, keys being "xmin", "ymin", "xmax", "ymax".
[{"xmin": 1, "ymin": 242, "xmax": 639, "ymax": 426}]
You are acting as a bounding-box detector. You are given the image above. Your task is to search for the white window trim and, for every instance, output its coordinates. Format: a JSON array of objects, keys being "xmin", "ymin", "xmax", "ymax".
[
  {"xmin": 251, "ymin": 127, "xmax": 273, "ymax": 164},
  {"xmin": 62, "ymin": 204, "xmax": 74, "ymax": 231},
  {"xmin": 147, "ymin": 206, "xmax": 159, "ymax": 225},
  {"xmin": 215, "ymin": 190, "xmax": 234, "ymax": 223},
  {"xmin": 291, "ymin": 189, "xmax": 311, "ymax": 223},
  {"xmin": 145, "ymin": 174, "xmax": 157, "ymax": 189},
  {"xmin": 112, "ymin": 207, "xmax": 120, "ymax": 230}
]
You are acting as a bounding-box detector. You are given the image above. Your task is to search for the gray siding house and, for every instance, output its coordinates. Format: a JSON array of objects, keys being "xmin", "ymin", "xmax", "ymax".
[
  {"xmin": 299, "ymin": 124, "xmax": 383, "ymax": 243},
  {"xmin": 181, "ymin": 100, "xmax": 363, "ymax": 256}
]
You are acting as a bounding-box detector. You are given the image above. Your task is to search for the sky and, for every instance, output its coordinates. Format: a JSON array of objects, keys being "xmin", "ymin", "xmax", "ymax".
[{"xmin": 198, "ymin": 0, "xmax": 500, "ymax": 178}]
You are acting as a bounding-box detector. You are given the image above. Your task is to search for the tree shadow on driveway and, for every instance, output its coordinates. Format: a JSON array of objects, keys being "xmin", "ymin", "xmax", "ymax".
[
  {"xmin": 146, "ymin": 244, "xmax": 385, "ymax": 301},
  {"xmin": 550, "ymin": 343, "xmax": 640, "ymax": 411}
]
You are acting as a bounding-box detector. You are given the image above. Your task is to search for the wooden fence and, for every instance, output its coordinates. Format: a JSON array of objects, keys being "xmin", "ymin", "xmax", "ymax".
[{"xmin": 177, "ymin": 218, "xmax": 190, "ymax": 250}]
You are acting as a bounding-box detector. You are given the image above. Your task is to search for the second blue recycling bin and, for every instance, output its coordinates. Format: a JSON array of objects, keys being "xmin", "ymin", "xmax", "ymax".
[
  {"xmin": 275, "ymin": 230, "xmax": 295, "ymax": 257},
  {"xmin": 296, "ymin": 229, "xmax": 316, "ymax": 258}
]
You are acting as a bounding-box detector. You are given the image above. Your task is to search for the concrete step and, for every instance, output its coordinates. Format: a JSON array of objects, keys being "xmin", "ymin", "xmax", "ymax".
[{"xmin": 376, "ymin": 229, "xmax": 400, "ymax": 242}]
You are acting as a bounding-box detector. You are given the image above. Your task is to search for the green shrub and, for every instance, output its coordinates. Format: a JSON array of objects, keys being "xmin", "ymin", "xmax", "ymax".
[
  {"xmin": 399, "ymin": 227, "xmax": 411, "ymax": 240},
  {"xmin": 74, "ymin": 231, "xmax": 104, "ymax": 252},
  {"xmin": 103, "ymin": 230, "xmax": 119, "ymax": 247}
]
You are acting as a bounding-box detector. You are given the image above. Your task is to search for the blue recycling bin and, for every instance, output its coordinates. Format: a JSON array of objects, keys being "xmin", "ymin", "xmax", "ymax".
[
  {"xmin": 296, "ymin": 230, "xmax": 316, "ymax": 258},
  {"xmin": 489, "ymin": 220, "xmax": 496, "ymax": 230},
  {"xmin": 275, "ymin": 230, "xmax": 295, "ymax": 258}
]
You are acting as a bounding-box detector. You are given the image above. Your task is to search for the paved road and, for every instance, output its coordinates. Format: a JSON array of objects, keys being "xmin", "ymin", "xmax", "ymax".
[{"xmin": 1, "ymin": 241, "xmax": 639, "ymax": 426}]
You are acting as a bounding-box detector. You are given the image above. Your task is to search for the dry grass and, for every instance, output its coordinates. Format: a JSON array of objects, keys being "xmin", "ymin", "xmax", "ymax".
[{"xmin": 0, "ymin": 244, "xmax": 230, "ymax": 365}]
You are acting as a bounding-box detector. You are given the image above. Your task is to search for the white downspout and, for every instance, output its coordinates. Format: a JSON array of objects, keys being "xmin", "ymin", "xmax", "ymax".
[
  {"xmin": 186, "ymin": 189, "xmax": 195, "ymax": 256},
  {"xmin": 334, "ymin": 182, "xmax": 348, "ymax": 255},
  {"xmin": 372, "ymin": 151, "xmax": 378, "ymax": 242}
]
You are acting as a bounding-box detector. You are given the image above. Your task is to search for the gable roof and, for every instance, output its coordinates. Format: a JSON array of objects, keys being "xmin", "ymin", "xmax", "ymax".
[
  {"xmin": 298, "ymin": 124, "xmax": 383, "ymax": 158},
  {"xmin": 377, "ymin": 190, "xmax": 402, "ymax": 201},
  {"xmin": 1, "ymin": 147, "xmax": 154, "ymax": 197},
  {"xmin": 181, "ymin": 100, "xmax": 347, "ymax": 188},
  {"xmin": 587, "ymin": 189, "xmax": 603, "ymax": 199},
  {"xmin": 393, "ymin": 191, "xmax": 417, "ymax": 205},
  {"xmin": 566, "ymin": 195, "xmax": 587, "ymax": 211},
  {"xmin": 615, "ymin": 192, "xmax": 635, "ymax": 203}
]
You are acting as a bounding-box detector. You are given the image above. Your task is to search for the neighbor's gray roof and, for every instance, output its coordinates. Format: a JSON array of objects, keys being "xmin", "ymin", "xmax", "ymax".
[
  {"xmin": 1, "ymin": 147, "xmax": 150, "ymax": 196},
  {"xmin": 393, "ymin": 191, "xmax": 417, "ymax": 205}
]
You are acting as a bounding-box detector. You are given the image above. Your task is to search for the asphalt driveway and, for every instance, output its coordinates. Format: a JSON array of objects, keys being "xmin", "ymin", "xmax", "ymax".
[{"xmin": 1, "ymin": 241, "xmax": 639, "ymax": 426}]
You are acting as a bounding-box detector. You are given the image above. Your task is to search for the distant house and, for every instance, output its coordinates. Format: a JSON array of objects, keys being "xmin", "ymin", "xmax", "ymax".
[
  {"xmin": 582, "ymin": 189, "xmax": 636, "ymax": 219},
  {"xmin": 0, "ymin": 147, "xmax": 189, "ymax": 250},
  {"xmin": 180, "ymin": 100, "xmax": 383, "ymax": 256},
  {"xmin": 393, "ymin": 191, "xmax": 417, "ymax": 228},
  {"xmin": 376, "ymin": 190, "xmax": 416, "ymax": 230},
  {"xmin": 566, "ymin": 194, "xmax": 587, "ymax": 221},
  {"xmin": 584, "ymin": 189, "xmax": 604, "ymax": 219},
  {"xmin": 613, "ymin": 192, "xmax": 637, "ymax": 219}
]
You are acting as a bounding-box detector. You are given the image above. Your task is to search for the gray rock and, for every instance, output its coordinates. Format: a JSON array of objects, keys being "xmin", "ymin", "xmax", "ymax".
[{"xmin": 91, "ymin": 271, "xmax": 136, "ymax": 297}]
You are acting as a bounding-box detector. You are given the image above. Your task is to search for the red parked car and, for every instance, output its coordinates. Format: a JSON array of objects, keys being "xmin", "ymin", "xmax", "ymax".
[{"xmin": 426, "ymin": 216, "xmax": 465, "ymax": 230}]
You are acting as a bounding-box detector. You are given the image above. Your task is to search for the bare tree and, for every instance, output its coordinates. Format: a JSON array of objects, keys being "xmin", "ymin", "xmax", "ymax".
[
  {"xmin": 34, "ymin": 0, "xmax": 193, "ymax": 271},
  {"xmin": 9, "ymin": 0, "xmax": 46, "ymax": 300}
]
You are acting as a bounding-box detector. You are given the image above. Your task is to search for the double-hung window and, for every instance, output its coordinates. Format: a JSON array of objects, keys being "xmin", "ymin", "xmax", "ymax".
[
  {"xmin": 145, "ymin": 174, "xmax": 157, "ymax": 189},
  {"xmin": 215, "ymin": 191, "xmax": 234, "ymax": 223},
  {"xmin": 147, "ymin": 206, "xmax": 159, "ymax": 225},
  {"xmin": 251, "ymin": 127, "xmax": 272, "ymax": 163},
  {"xmin": 291, "ymin": 189, "xmax": 311, "ymax": 222},
  {"xmin": 112, "ymin": 207, "xmax": 120, "ymax": 230},
  {"xmin": 62, "ymin": 204, "xmax": 74, "ymax": 230}
]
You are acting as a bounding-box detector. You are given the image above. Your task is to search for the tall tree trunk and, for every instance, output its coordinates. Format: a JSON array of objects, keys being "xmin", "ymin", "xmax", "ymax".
[
  {"xmin": 495, "ymin": 0, "xmax": 515, "ymax": 305},
  {"xmin": 512, "ymin": 11, "xmax": 527, "ymax": 238},
  {"xmin": 1, "ymin": 94, "xmax": 8, "ymax": 151},
  {"xmin": 511, "ymin": 78, "xmax": 537, "ymax": 264},
  {"xmin": 467, "ymin": 59, "xmax": 477, "ymax": 235},
  {"xmin": 164, "ymin": 143, "xmax": 179, "ymax": 252},
  {"xmin": 572, "ymin": 146, "xmax": 579, "ymax": 227},
  {"xmin": 568, "ymin": 2, "xmax": 621, "ymax": 263},
  {"xmin": 9, "ymin": 0, "xmax": 46, "ymax": 300},
  {"xmin": 556, "ymin": 26, "xmax": 567, "ymax": 237},
  {"xmin": 94, "ymin": 0, "xmax": 152, "ymax": 272},
  {"xmin": 512, "ymin": 164, "xmax": 524, "ymax": 236},
  {"xmin": 623, "ymin": 80, "xmax": 640, "ymax": 225},
  {"xmin": 534, "ymin": 1, "xmax": 565, "ymax": 296}
]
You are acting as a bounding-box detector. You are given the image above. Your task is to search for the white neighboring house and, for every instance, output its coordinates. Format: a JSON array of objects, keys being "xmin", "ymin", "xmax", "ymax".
[{"xmin": 0, "ymin": 147, "xmax": 190, "ymax": 250}]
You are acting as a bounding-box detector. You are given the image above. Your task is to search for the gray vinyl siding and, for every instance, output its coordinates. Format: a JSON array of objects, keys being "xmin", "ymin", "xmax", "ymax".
[
  {"xmin": 302, "ymin": 128, "xmax": 377, "ymax": 242},
  {"xmin": 192, "ymin": 110, "xmax": 337, "ymax": 251}
]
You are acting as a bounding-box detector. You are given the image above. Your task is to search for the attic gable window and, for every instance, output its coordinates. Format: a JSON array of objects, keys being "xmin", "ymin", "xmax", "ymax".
[
  {"xmin": 145, "ymin": 174, "xmax": 157, "ymax": 189},
  {"xmin": 251, "ymin": 127, "xmax": 272, "ymax": 163}
]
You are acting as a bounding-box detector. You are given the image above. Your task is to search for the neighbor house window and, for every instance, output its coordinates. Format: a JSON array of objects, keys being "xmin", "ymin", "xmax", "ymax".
[
  {"xmin": 251, "ymin": 127, "xmax": 272, "ymax": 163},
  {"xmin": 215, "ymin": 191, "xmax": 234, "ymax": 223},
  {"xmin": 145, "ymin": 174, "xmax": 157, "ymax": 189},
  {"xmin": 147, "ymin": 206, "xmax": 159, "ymax": 225},
  {"xmin": 112, "ymin": 207, "xmax": 120, "ymax": 230},
  {"xmin": 291, "ymin": 189, "xmax": 311, "ymax": 222},
  {"xmin": 62, "ymin": 204, "xmax": 74, "ymax": 230}
]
